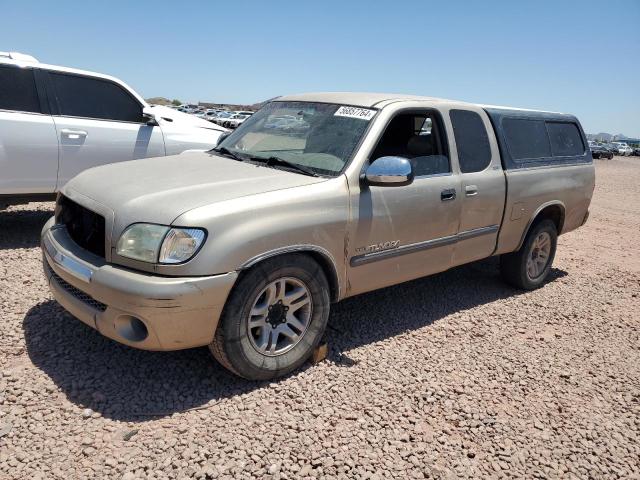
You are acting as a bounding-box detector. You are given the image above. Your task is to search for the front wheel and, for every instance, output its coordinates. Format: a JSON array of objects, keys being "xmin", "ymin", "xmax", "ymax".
[
  {"xmin": 500, "ymin": 219, "xmax": 558, "ymax": 290},
  {"xmin": 210, "ymin": 254, "xmax": 330, "ymax": 380}
]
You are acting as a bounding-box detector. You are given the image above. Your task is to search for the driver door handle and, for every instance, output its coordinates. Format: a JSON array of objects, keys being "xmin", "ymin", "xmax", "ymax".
[
  {"xmin": 60, "ymin": 129, "xmax": 88, "ymax": 139},
  {"xmin": 465, "ymin": 185, "xmax": 478, "ymax": 196}
]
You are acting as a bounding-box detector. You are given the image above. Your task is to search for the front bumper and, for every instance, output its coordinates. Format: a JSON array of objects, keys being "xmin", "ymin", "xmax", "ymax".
[{"xmin": 41, "ymin": 217, "xmax": 237, "ymax": 351}]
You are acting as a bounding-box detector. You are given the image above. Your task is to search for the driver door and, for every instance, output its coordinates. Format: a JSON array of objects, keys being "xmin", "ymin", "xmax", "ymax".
[{"xmin": 346, "ymin": 110, "xmax": 461, "ymax": 296}]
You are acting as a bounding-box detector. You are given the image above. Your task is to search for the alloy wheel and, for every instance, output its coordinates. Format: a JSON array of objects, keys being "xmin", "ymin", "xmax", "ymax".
[
  {"xmin": 246, "ymin": 277, "xmax": 312, "ymax": 356},
  {"xmin": 526, "ymin": 231, "xmax": 552, "ymax": 279}
]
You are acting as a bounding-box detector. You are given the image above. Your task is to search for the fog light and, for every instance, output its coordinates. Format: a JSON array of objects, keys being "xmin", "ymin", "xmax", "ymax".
[{"xmin": 114, "ymin": 315, "xmax": 148, "ymax": 342}]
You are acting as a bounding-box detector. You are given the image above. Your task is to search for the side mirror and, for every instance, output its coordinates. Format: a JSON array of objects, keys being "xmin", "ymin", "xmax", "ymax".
[
  {"xmin": 142, "ymin": 108, "xmax": 161, "ymax": 126},
  {"xmin": 364, "ymin": 156, "xmax": 414, "ymax": 187}
]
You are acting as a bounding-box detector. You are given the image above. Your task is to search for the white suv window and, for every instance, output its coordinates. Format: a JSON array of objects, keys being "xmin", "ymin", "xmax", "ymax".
[
  {"xmin": 0, "ymin": 65, "xmax": 41, "ymax": 113},
  {"xmin": 49, "ymin": 72, "xmax": 143, "ymax": 123}
]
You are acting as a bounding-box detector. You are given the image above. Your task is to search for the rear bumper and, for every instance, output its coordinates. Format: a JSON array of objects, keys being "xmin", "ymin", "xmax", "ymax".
[{"xmin": 41, "ymin": 217, "xmax": 237, "ymax": 351}]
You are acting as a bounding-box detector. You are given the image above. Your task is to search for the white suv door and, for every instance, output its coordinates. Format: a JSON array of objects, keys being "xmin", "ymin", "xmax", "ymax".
[
  {"xmin": 45, "ymin": 71, "xmax": 165, "ymax": 188},
  {"xmin": 0, "ymin": 64, "xmax": 59, "ymax": 195}
]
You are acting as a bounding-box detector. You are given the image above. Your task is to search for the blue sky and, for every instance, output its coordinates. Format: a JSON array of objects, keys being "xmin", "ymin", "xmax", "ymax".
[{"xmin": 3, "ymin": 0, "xmax": 639, "ymax": 136}]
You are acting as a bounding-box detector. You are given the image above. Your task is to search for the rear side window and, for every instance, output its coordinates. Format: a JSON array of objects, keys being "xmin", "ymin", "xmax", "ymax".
[
  {"xmin": 547, "ymin": 122, "xmax": 584, "ymax": 156},
  {"xmin": 449, "ymin": 109, "xmax": 492, "ymax": 173},
  {"xmin": 49, "ymin": 73, "xmax": 142, "ymax": 122},
  {"xmin": 502, "ymin": 118, "xmax": 551, "ymax": 160},
  {"xmin": 0, "ymin": 66, "xmax": 41, "ymax": 113}
]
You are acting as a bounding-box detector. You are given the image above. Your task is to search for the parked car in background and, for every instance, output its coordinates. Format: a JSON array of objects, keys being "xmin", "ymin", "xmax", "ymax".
[
  {"xmin": 41, "ymin": 92, "xmax": 594, "ymax": 380},
  {"xmin": 178, "ymin": 104, "xmax": 200, "ymax": 114},
  {"xmin": 589, "ymin": 142, "xmax": 613, "ymax": 159},
  {"xmin": 614, "ymin": 142, "xmax": 633, "ymax": 156},
  {"xmin": 0, "ymin": 51, "xmax": 227, "ymax": 208},
  {"xmin": 212, "ymin": 111, "xmax": 234, "ymax": 125},
  {"xmin": 602, "ymin": 143, "xmax": 618, "ymax": 155},
  {"xmin": 224, "ymin": 113, "xmax": 251, "ymax": 128},
  {"xmin": 204, "ymin": 110, "xmax": 222, "ymax": 122},
  {"xmin": 632, "ymin": 147, "xmax": 640, "ymax": 156}
]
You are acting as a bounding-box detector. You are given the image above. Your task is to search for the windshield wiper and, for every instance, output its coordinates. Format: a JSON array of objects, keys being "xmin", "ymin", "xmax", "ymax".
[
  {"xmin": 211, "ymin": 147, "xmax": 245, "ymax": 162},
  {"xmin": 249, "ymin": 155, "xmax": 319, "ymax": 177}
]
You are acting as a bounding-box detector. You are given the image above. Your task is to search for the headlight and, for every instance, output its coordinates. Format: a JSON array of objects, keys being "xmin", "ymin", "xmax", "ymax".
[
  {"xmin": 116, "ymin": 224, "xmax": 169, "ymax": 263},
  {"xmin": 116, "ymin": 224, "xmax": 206, "ymax": 264}
]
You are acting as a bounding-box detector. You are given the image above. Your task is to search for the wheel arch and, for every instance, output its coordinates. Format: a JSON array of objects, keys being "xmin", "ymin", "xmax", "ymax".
[
  {"xmin": 240, "ymin": 245, "xmax": 341, "ymax": 302},
  {"xmin": 516, "ymin": 201, "xmax": 565, "ymax": 251}
]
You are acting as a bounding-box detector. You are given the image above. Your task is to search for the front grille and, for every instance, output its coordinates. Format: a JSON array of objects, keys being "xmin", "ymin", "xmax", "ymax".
[
  {"xmin": 50, "ymin": 271, "xmax": 107, "ymax": 312},
  {"xmin": 56, "ymin": 195, "xmax": 105, "ymax": 258}
]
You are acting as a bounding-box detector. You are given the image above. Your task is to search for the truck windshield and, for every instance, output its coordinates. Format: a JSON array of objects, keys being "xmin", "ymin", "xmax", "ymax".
[{"xmin": 216, "ymin": 101, "xmax": 376, "ymax": 176}]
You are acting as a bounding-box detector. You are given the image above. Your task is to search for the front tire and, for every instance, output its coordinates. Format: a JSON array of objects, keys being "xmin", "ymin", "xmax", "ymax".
[
  {"xmin": 210, "ymin": 254, "xmax": 330, "ymax": 380},
  {"xmin": 500, "ymin": 219, "xmax": 558, "ymax": 290}
]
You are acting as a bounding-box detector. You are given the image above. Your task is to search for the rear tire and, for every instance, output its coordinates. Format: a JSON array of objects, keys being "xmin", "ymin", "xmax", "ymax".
[
  {"xmin": 210, "ymin": 254, "xmax": 330, "ymax": 380},
  {"xmin": 500, "ymin": 219, "xmax": 557, "ymax": 290}
]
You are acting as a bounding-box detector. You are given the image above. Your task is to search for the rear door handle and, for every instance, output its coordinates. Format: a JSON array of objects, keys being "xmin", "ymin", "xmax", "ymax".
[
  {"xmin": 60, "ymin": 129, "xmax": 88, "ymax": 139},
  {"xmin": 440, "ymin": 188, "xmax": 456, "ymax": 201},
  {"xmin": 465, "ymin": 185, "xmax": 478, "ymax": 196}
]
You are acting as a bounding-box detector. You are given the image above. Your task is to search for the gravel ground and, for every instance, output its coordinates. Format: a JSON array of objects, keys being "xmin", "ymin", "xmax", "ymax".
[{"xmin": 1, "ymin": 157, "xmax": 639, "ymax": 479}]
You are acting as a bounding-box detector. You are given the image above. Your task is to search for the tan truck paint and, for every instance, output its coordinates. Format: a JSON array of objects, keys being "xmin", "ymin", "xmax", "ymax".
[{"xmin": 41, "ymin": 92, "xmax": 595, "ymax": 351}]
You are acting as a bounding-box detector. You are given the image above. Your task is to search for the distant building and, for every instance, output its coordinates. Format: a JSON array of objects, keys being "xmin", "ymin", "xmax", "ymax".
[
  {"xmin": 612, "ymin": 135, "xmax": 639, "ymax": 144},
  {"xmin": 588, "ymin": 133, "xmax": 639, "ymax": 146}
]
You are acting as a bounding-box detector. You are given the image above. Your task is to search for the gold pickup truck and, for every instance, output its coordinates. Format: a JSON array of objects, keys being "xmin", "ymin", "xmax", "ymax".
[{"xmin": 41, "ymin": 92, "xmax": 595, "ymax": 380}]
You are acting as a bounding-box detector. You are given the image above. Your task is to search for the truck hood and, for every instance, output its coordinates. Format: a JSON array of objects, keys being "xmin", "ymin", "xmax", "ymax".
[{"xmin": 63, "ymin": 151, "xmax": 326, "ymax": 227}]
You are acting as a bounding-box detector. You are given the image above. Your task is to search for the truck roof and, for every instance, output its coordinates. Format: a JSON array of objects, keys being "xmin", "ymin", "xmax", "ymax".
[
  {"xmin": 277, "ymin": 92, "xmax": 457, "ymax": 108},
  {"xmin": 276, "ymin": 92, "xmax": 564, "ymax": 115}
]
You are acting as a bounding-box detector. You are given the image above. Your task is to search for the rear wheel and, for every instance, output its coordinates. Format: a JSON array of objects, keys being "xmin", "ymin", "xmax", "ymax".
[
  {"xmin": 210, "ymin": 254, "xmax": 330, "ymax": 380},
  {"xmin": 500, "ymin": 219, "xmax": 557, "ymax": 290}
]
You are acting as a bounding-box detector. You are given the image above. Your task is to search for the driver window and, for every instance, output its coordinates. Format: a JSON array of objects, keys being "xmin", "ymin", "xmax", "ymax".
[
  {"xmin": 49, "ymin": 73, "xmax": 144, "ymax": 123},
  {"xmin": 371, "ymin": 112, "xmax": 450, "ymax": 176}
]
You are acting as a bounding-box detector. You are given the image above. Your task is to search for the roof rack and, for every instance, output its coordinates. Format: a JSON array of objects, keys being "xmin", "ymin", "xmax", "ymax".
[{"xmin": 0, "ymin": 51, "xmax": 39, "ymax": 63}]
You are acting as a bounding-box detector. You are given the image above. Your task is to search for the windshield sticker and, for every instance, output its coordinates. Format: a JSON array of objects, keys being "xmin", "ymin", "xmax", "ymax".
[{"xmin": 334, "ymin": 106, "xmax": 376, "ymax": 120}]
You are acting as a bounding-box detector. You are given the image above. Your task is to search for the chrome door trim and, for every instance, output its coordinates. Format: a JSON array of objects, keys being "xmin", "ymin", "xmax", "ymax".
[
  {"xmin": 456, "ymin": 224, "xmax": 499, "ymax": 241},
  {"xmin": 350, "ymin": 234, "xmax": 457, "ymax": 267},
  {"xmin": 350, "ymin": 224, "xmax": 499, "ymax": 267}
]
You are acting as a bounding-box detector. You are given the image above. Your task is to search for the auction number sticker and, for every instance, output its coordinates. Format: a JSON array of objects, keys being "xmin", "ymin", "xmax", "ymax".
[{"xmin": 334, "ymin": 106, "xmax": 376, "ymax": 120}]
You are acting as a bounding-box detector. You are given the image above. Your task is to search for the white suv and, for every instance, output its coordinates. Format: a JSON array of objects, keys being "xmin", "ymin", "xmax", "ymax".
[{"xmin": 0, "ymin": 52, "xmax": 228, "ymax": 207}]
